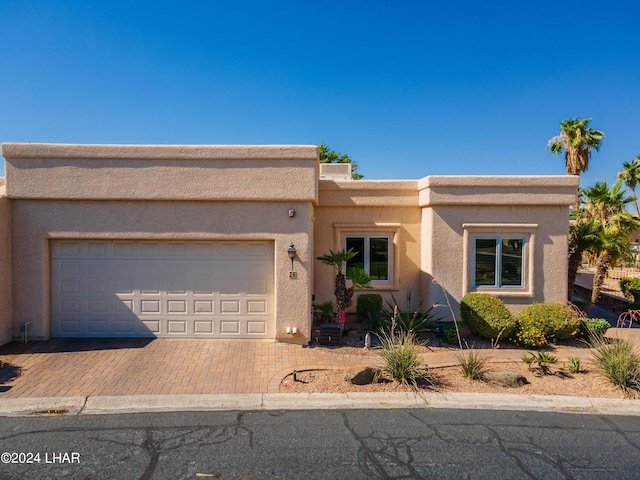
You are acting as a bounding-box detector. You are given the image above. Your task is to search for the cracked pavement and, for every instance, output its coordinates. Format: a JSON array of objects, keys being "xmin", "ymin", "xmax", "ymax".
[{"xmin": 1, "ymin": 409, "xmax": 640, "ymax": 479}]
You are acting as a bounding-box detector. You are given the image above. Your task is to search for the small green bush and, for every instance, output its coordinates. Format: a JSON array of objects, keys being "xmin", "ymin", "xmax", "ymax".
[
  {"xmin": 513, "ymin": 303, "xmax": 580, "ymax": 347},
  {"xmin": 440, "ymin": 322, "xmax": 460, "ymax": 345},
  {"xmin": 578, "ymin": 318, "xmax": 610, "ymax": 339},
  {"xmin": 377, "ymin": 330, "xmax": 434, "ymax": 385},
  {"xmin": 620, "ymin": 277, "xmax": 640, "ymax": 300},
  {"xmin": 460, "ymin": 293, "xmax": 515, "ymax": 340},
  {"xmin": 356, "ymin": 294, "xmax": 383, "ymax": 332}
]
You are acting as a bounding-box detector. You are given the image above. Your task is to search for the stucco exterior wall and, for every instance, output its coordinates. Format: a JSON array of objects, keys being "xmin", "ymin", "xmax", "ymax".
[
  {"xmin": 5, "ymin": 144, "xmax": 319, "ymax": 345},
  {"xmin": 11, "ymin": 200, "xmax": 314, "ymax": 344},
  {"xmin": 315, "ymin": 180, "xmax": 423, "ymax": 312},
  {"xmin": 420, "ymin": 175, "xmax": 579, "ymax": 315},
  {"xmin": 0, "ymin": 181, "xmax": 12, "ymax": 346}
]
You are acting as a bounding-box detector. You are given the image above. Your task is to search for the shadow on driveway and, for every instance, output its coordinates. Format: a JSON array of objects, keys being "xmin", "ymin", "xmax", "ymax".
[{"xmin": 0, "ymin": 338, "xmax": 154, "ymax": 355}]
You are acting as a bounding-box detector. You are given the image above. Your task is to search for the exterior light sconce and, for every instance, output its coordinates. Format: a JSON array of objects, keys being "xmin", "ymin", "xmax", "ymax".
[{"xmin": 287, "ymin": 243, "xmax": 297, "ymax": 270}]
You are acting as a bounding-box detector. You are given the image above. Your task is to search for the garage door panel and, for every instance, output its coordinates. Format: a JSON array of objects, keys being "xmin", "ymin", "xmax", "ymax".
[{"xmin": 51, "ymin": 240, "xmax": 274, "ymax": 338}]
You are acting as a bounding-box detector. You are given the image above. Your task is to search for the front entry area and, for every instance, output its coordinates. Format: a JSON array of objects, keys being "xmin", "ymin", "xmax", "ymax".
[{"xmin": 50, "ymin": 240, "xmax": 274, "ymax": 338}]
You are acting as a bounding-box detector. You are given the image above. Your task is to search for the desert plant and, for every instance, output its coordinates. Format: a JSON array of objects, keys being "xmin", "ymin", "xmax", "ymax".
[
  {"xmin": 313, "ymin": 300, "xmax": 335, "ymax": 322},
  {"xmin": 591, "ymin": 336, "xmax": 640, "ymax": 396},
  {"xmin": 380, "ymin": 292, "xmax": 442, "ymax": 334},
  {"xmin": 376, "ymin": 329, "xmax": 434, "ymax": 385},
  {"xmin": 513, "ymin": 303, "xmax": 581, "ymax": 347},
  {"xmin": 456, "ymin": 350, "xmax": 486, "ymax": 380},
  {"xmin": 568, "ymin": 356, "xmax": 582, "ymax": 374},
  {"xmin": 460, "ymin": 293, "xmax": 515, "ymax": 340},
  {"xmin": 316, "ymin": 248, "xmax": 371, "ymax": 315},
  {"xmin": 620, "ymin": 277, "xmax": 640, "ymax": 300},
  {"xmin": 356, "ymin": 294, "xmax": 383, "ymax": 332},
  {"xmin": 578, "ymin": 318, "xmax": 610, "ymax": 340},
  {"xmin": 522, "ymin": 351, "xmax": 558, "ymax": 374}
]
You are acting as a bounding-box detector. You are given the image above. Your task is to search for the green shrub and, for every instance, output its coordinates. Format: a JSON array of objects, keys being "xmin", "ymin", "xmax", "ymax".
[
  {"xmin": 591, "ymin": 337, "xmax": 640, "ymax": 396},
  {"xmin": 578, "ymin": 318, "xmax": 610, "ymax": 339},
  {"xmin": 313, "ymin": 300, "xmax": 335, "ymax": 323},
  {"xmin": 381, "ymin": 292, "xmax": 442, "ymax": 334},
  {"xmin": 513, "ymin": 303, "xmax": 580, "ymax": 347},
  {"xmin": 620, "ymin": 277, "xmax": 640, "ymax": 300},
  {"xmin": 356, "ymin": 294, "xmax": 383, "ymax": 332},
  {"xmin": 377, "ymin": 330, "xmax": 434, "ymax": 385},
  {"xmin": 513, "ymin": 318, "xmax": 548, "ymax": 347},
  {"xmin": 440, "ymin": 322, "xmax": 460, "ymax": 345},
  {"xmin": 460, "ymin": 293, "xmax": 515, "ymax": 340},
  {"xmin": 456, "ymin": 350, "xmax": 486, "ymax": 380}
]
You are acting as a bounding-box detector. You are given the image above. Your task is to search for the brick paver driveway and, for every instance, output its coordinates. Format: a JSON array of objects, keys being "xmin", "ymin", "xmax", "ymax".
[{"xmin": 0, "ymin": 339, "xmax": 368, "ymax": 398}]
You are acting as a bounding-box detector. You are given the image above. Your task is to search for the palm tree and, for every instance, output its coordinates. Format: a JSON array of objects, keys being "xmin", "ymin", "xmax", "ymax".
[
  {"xmin": 567, "ymin": 220, "xmax": 599, "ymax": 299},
  {"xmin": 548, "ymin": 118, "xmax": 605, "ymax": 175},
  {"xmin": 316, "ymin": 248, "xmax": 371, "ymax": 315},
  {"xmin": 617, "ymin": 154, "xmax": 640, "ymax": 215},
  {"xmin": 576, "ymin": 181, "xmax": 640, "ymax": 311}
]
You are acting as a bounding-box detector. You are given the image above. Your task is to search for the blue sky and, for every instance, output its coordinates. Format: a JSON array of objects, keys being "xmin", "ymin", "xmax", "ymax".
[{"xmin": 1, "ymin": 1, "xmax": 639, "ymax": 187}]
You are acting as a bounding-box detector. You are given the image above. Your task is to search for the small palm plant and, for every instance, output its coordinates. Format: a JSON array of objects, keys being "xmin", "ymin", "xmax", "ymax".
[
  {"xmin": 522, "ymin": 351, "xmax": 558, "ymax": 375},
  {"xmin": 316, "ymin": 248, "xmax": 371, "ymax": 318}
]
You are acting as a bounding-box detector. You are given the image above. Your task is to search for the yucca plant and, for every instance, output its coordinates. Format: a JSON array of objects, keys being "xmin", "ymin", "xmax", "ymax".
[
  {"xmin": 456, "ymin": 350, "xmax": 486, "ymax": 381},
  {"xmin": 380, "ymin": 292, "xmax": 442, "ymax": 334},
  {"xmin": 377, "ymin": 329, "xmax": 434, "ymax": 385},
  {"xmin": 591, "ymin": 336, "xmax": 640, "ymax": 396}
]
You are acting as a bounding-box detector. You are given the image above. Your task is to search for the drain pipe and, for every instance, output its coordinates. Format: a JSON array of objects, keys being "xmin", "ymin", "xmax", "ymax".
[{"xmin": 21, "ymin": 322, "xmax": 32, "ymax": 344}]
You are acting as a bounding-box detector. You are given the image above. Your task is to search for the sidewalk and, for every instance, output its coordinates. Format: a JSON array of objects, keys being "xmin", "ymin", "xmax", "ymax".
[{"xmin": 2, "ymin": 329, "xmax": 640, "ymax": 417}]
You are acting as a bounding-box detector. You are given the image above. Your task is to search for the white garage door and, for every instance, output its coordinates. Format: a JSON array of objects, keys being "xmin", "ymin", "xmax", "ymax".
[{"xmin": 51, "ymin": 240, "xmax": 274, "ymax": 338}]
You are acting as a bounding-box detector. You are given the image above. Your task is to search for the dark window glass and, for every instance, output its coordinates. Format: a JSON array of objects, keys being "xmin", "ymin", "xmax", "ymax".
[
  {"xmin": 346, "ymin": 237, "xmax": 365, "ymax": 271},
  {"xmin": 475, "ymin": 239, "xmax": 497, "ymax": 286},
  {"xmin": 501, "ymin": 239, "xmax": 523, "ymax": 286},
  {"xmin": 369, "ymin": 237, "xmax": 389, "ymax": 280},
  {"xmin": 345, "ymin": 236, "xmax": 389, "ymax": 281}
]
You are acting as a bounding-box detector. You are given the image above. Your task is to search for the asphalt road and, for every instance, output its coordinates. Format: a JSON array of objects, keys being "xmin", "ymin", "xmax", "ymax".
[{"xmin": 1, "ymin": 408, "xmax": 639, "ymax": 479}]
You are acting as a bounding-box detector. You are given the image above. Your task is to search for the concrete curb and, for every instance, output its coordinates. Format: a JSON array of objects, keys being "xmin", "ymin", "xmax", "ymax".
[
  {"xmin": 0, "ymin": 397, "xmax": 87, "ymax": 416},
  {"xmin": 2, "ymin": 393, "xmax": 640, "ymax": 417}
]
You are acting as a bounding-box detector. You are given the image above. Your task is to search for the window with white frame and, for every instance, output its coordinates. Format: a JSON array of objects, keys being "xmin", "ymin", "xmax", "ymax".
[
  {"xmin": 474, "ymin": 237, "xmax": 525, "ymax": 288},
  {"xmin": 345, "ymin": 236, "xmax": 390, "ymax": 281}
]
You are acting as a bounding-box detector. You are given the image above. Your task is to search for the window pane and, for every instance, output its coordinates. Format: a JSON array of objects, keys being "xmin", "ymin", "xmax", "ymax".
[
  {"xmin": 345, "ymin": 237, "xmax": 365, "ymax": 271},
  {"xmin": 501, "ymin": 239, "xmax": 523, "ymax": 286},
  {"xmin": 369, "ymin": 237, "xmax": 389, "ymax": 280},
  {"xmin": 475, "ymin": 239, "xmax": 496, "ymax": 286}
]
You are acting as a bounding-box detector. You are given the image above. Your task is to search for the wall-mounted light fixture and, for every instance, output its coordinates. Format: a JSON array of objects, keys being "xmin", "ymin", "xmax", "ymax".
[{"xmin": 287, "ymin": 243, "xmax": 297, "ymax": 270}]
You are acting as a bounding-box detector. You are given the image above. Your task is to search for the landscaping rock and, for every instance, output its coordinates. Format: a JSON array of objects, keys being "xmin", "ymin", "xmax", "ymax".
[
  {"xmin": 344, "ymin": 366, "xmax": 380, "ymax": 385},
  {"xmin": 483, "ymin": 370, "xmax": 529, "ymax": 388}
]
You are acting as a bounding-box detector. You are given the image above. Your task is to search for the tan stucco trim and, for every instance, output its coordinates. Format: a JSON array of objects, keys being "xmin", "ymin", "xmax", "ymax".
[
  {"xmin": 319, "ymin": 180, "xmax": 419, "ymax": 207},
  {"xmin": 4, "ymin": 143, "xmax": 319, "ymax": 202},
  {"xmin": 418, "ymin": 175, "xmax": 579, "ymax": 206},
  {"xmin": 2, "ymin": 143, "xmax": 318, "ymax": 160}
]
